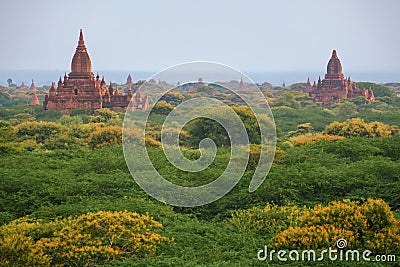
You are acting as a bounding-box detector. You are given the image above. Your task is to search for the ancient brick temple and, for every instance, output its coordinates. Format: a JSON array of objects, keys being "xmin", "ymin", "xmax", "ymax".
[
  {"xmin": 43, "ymin": 30, "xmax": 148, "ymax": 111},
  {"xmin": 306, "ymin": 50, "xmax": 375, "ymax": 106}
]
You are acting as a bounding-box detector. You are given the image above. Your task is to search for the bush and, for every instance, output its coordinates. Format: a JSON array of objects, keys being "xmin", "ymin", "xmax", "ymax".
[
  {"xmin": 272, "ymin": 199, "xmax": 400, "ymax": 254},
  {"xmin": 0, "ymin": 217, "xmax": 56, "ymax": 266},
  {"xmin": 185, "ymin": 106, "xmax": 272, "ymax": 147},
  {"xmin": 244, "ymin": 144, "xmax": 285, "ymax": 169},
  {"xmin": 152, "ymin": 100, "xmax": 174, "ymax": 115},
  {"xmin": 229, "ymin": 203, "xmax": 308, "ymax": 236},
  {"xmin": 286, "ymin": 122, "xmax": 313, "ymax": 137},
  {"xmin": 325, "ymin": 118, "xmax": 393, "ymax": 138},
  {"xmin": 9, "ymin": 113, "xmax": 36, "ymax": 126},
  {"xmin": 14, "ymin": 121, "xmax": 65, "ymax": 143},
  {"xmin": 87, "ymin": 125, "xmax": 122, "ymax": 149},
  {"xmin": 145, "ymin": 136, "xmax": 162, "ymax": 148},
  {"xmin": 289, "ymin": 133, "xmax": 345, "ymax": 146},
  {"xmin": 59, "ymin": 115, "xmax": 83, "ymax": 126},
  {"xmin": 0, "ymin": 211, "xmax": 172, "ymax": 267},
  {"xmin": 0, "ymin": 142, "xmax": 26, "ymax": 154},
  {"xmin": 89, "ymin": 108, "xmax": 119, "ymax": 123}
]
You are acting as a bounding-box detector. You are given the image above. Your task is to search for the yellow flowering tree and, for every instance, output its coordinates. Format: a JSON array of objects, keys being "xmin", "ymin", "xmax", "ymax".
[
  {"xmin": 0, "ymin": 211, "xmax": 172, "ymax": 267},
  {"xmin": 272, "ymin": 199, "xmax": 400, "ymax": 253},
  {"xmin": 325, "ymin": 118, "xmax": 394, "ymax": 137},
  {"xmin": 289, "ymin": 133, "xmax": 345, "ymax": 146},
  {"xmin": 87, "ymin": 125, "xmax": 122, "ymax": 149},
  {"xmin": 0, "ymin": 217, "xmax": 59, "ymax": 267},
  {"xmin": 14, "ymin": 121, "xmax": 64, "ymax": 144}
]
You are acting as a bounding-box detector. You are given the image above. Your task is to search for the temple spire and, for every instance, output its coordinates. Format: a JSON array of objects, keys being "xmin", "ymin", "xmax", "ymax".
[
  {"xmin": 71, "ymin": 29, "xmax": 92, "ymax": 74},
  {"xmin": 126, "ymin": 74, "xmax": 133, "ymax": 85},
  {"xmin": 77, "ymin": 29, "xmax": 86, "ymax": 51},
  {"xmin": 109, "ymin": 82, "xmax": 114, "ymax": 95},
  {"xmin": 30, "ymin": 79, "xmax": 36, "ymax": 90},
  {"xmin": 306, "ymin": 77, "xmax": 312, "ymax": 93},
  {"xmin": 49, "ymin": 82, "xmax": 56, "ymax": 97},
  {"xmin": 136, "ymin": 86, "xmax": 142, "ymax": 102},
  {"xmin": 58, "ymin": 76, "xmax": 63, "ymax": 89},
  {"xmin": 29, "ymin": 80, "xmax": 40, "ymax": 106}
]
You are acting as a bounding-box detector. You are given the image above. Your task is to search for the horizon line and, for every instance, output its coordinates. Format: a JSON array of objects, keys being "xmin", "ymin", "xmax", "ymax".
[{"xmin": 1, "ymin": 69, "xmax": 400, "ymax": 73}]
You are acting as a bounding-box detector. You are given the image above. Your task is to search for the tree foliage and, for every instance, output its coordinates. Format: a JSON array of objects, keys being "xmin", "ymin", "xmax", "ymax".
[
  {"xmin": 0, "ymin": 211, "xmax": 171, "ymax": 267},
  {"xmin": 152, "ymin": 100, "xmax": 174, "ymax": 115},
  {"xmin": 325, "ymin": 118, "xmax": 393, "ymax": 137},
  {"xmin": 88, "ymin": 108, "xmax": 119, "ymax": 123},
  {"xmin": 272, "ymin": 199, "xmax": 400, "ymax": 254},
  {"xmin": 185, "ymin": 106, "xmax": 273, "ymax": 147},
  {"xmin": 14, "ymin": 121, "xmax": 64, "ymax": 144},
  {"xmin": 160, "ymin": 92, "xmax": 185, "ymax": 106},
  {"xmin": 356, "ymin": 82, "xmax": 395, "ymax": 97},
  {"xmin": 87, "ymin": 125, "xmax": 122, "ymax": 149}
]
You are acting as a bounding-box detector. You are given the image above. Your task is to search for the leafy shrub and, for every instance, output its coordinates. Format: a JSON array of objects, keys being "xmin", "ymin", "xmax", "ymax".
[
  {"xmin": 229, "ymin": 203, "xmax": 308, "ymax": 235},
  {"xmin": 0, "ymin": 211, "xmax": 172, "ymax": 267},
  {"xmin": 243, "ymin": 144, "xmax": 285, "ymax": 169},
  {"xmin": 272, "ymin": 92, "xmax": 301, "ymax": 109},
  {"xmin": 159, "ymin": 92, "xmax": 185, "ymax": 106},
  {"xmin": 14, "ymin": 121, "xmax": 64, "ymax": 144},
  {"xmin": 0, "ymin": 217, "xmax": 58, "ymax": 266},
  {"xmin": 152, "ymin": 100, "xmax": 174, "ymax": 115},
  {"xmin": 59, "ymin": 115, "xmax": 83, "ymax": 126},
  {"xmin": 272, "ymin": 199, "xmax": 400, "ymax": 254},
  {"xmin": 0, "ymin": 142, "xmax": 26, "ymax": 154},
  {"xmin": 145, "ymin": 136, "xmax": 162, "ymax": 148},
  {"xmin": 87, "ymin": 125, "xmax": 122, "ymax": 149},
  {"xmin": 185, "ymin": 106, "xmax": 271, "ymax": 147},
  {"xmin": 325, "ymin": 118, "xmax": 393, "ymax": 137},
  {"xmin": 289, "ymin": 133, "xmax": 345, "ymax": 146},
  {"xmin": 12, "ymin": 121, "xmax": 83, "ymax": 150},
  {"xmin": 42, "ymin": 133, "xmax": 84, "ymax": 150},
  {"xmin": 89, "ymin": 108, "xmax": 119, "ymax": 123},
  {"xmin": 9, "ymin": 113, "xmax": 36, "ymax": 126},
  {"xmin": 0, "ymin": 212, "xmax": 15, "ymax": 226},
  {"xmin": 286, "ymin": 122, "xmax": 313, "ymax": 137}
]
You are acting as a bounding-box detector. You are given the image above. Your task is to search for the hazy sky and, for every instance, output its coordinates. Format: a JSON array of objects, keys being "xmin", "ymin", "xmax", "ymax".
[{"xmin": 0, "ymin": 0, "xmax": 399, "ymax": 73}]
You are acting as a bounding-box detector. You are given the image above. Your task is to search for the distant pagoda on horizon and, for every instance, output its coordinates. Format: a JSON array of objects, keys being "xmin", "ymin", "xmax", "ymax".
[
  {"xmin": 20, "ymin": 81, "xmax": 27, "ymax": 88},
  {"xmin": 28, "ymin": 79, "xmax": 40, "ymax": 106},
  {"xmin": 125, "ymin": 74, "xmax": 133, "ymax": 85},
  {"xmin": 43, "ymin": 29, "xmax": 148, "ymax": 111},
  {"xmin": 306, "ymin": 50, "xmax": 375, "ymax": 106}
]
